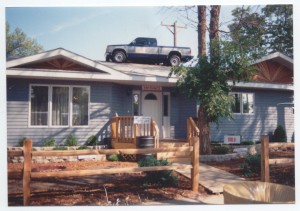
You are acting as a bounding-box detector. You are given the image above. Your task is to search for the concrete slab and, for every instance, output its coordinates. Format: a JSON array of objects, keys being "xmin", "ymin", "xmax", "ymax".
[{"xmin": 175, "ymin": 162, "xmax": 245, "ymax": 194}]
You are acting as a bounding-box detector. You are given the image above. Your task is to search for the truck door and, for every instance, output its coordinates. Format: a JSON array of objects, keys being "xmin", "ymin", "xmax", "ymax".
[{"xmin": 128, "ymin": 38, "xmax": 158, "ymax": 62}]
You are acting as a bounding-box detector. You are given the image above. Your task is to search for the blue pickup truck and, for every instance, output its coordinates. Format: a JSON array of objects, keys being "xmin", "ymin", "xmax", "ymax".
[{"xmin": 105, "ymin": 37, "xmax": 193, "ymax": 66}]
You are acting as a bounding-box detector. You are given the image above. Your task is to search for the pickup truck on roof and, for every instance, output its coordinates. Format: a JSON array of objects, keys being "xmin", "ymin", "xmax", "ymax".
[{"xmin": 105, "ymin": 37, "xmax": 193, "ymax": 66}]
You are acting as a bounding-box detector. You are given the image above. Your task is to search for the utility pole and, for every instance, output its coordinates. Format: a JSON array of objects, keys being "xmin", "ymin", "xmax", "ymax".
[{"xmin": 161, "ymin": 21, "xmax": 187, "ymax": 46}]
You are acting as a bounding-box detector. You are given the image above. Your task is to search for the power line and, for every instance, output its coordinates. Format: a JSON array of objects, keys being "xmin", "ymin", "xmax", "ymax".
[{"xmin": 161, "ymin": 21, "xmax": 187, "ymax": 46}]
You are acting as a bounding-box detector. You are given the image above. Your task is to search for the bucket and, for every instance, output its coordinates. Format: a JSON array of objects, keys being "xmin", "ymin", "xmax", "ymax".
[
  {"xmin": 137, "ymin": 136, "xmax": 154, "ymax": 160},
  {"xmin": 224, "ymin": 181, "xmax": 295, "ymax": 204}
]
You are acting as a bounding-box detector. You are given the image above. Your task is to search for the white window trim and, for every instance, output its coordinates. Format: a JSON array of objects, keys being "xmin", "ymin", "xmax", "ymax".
[
  {"xmin": 29, "ymin": 84, "xmax": 90, "ymax": 128},
  {"xmin": 231, "ymin": 92, "xmax": 255, "ymax": 115}
]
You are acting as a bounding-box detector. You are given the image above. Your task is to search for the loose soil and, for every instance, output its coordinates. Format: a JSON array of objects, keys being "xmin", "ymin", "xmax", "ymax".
[
  {"xmin": 8, "ymin": 150, "xmax": 295, "ymax": 206},
  {"xmin": 8, "ymin": 161, "xmax": 210, "ymax": 206}
]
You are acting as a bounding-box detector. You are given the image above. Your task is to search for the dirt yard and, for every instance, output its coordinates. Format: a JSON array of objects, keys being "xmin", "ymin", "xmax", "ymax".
[
  {"xmin": 8, "ymin": 150, "xmax": 295, "ymax": 206},
  {"xmin": 8, "ymin": 161, "xmax": 210, "ymax": 206}
]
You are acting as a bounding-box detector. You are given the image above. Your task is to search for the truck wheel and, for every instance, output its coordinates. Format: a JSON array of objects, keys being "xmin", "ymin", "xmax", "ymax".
[
  {"xmin": 169, "ymin": 55, "xmax": 181, "ymax": 66},
  {"xmin": 112, "ymin": 51, "xmax": 126, "ymax": 63}
]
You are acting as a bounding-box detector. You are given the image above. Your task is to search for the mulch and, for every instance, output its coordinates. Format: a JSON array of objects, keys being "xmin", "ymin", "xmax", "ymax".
[{"xmin": 7, "ymin": 150, "xmax": 295, "ymax": 206}]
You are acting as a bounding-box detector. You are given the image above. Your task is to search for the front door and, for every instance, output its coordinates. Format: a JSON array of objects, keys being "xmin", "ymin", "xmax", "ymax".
[{"xmin": 142, "ymin": 92, "xmax": 162, "ymax": 137}]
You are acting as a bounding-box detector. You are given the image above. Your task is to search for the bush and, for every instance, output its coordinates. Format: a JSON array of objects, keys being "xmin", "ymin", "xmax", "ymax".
[
  {"xmin": 241, "ymin": 154, "xmax": 261, "ymax": 177},
  {"xmin": 241, "ymin": 141, "xmax": 254, "ymax": 145},
  {"xmin": 86, "ymin": 135, "xmax": 98, "ymax": 146},
  {"xmin": 272, "ymin": 125, "xmax": 287, "ymax": 142},
  {"xmin": 211, "ymin": 146, "xmax": 230, "ymax": 154},
  {"xmin": 77, "ymin": 145, "xmax": 90, "ymax": 150},
  {"xmin": 138, "ymin": 156, "xmax": 177, "ymax": 186},
  {"xmin": 107, "ymin": 154, "xmax": 119, "ymax": 161},
  {"xmin": 53, "ymin": 146, "xmax": 68, "ymax": 150},
  {"xmin": 64, "ymin": 135, "xmax": 78, "ymax": 146},
  {"xmin": 43, "ymin": 138, "xmax": 56, "ymax": 146},
  {"xmin": 17, "ymin": 137, "xmax": 27, "ymax": 147}
]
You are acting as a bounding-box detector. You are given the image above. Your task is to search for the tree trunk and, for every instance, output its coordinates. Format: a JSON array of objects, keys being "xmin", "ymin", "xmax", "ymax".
[
  {"xmin": 209, "ymin": 5, "xmax": 221, "ymax": 59},
  {"xmin": 197, "ymin": 6, "xmax": 206, "ymax": 57},
  {"xmin": 209, "ymin": 5, "xmax": 220, "ymax": 40},
  {"xmin": 198, "ymin": 105, "xmax": 211, "ymax": 155}
]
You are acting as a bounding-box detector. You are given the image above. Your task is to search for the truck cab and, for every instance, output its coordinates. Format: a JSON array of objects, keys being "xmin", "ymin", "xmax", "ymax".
[{"xmin": 129, "ymin": 37, "xmax": 157, "ymax": 47}]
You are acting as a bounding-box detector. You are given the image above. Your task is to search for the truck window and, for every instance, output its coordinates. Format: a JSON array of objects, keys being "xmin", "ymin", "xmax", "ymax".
[{"xmin": 134, "ymin": 38, "xmax": 146, "ymax": 46}]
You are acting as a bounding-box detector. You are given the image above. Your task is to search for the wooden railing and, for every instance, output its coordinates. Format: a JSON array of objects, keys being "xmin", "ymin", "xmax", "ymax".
[
  {"xmin": 260, "ymin": 135, "xmax": 295, "ymax": 182},
  {"xmin": 186, "ymin": 117, "xmax": 200, "ymax": 191},
  {"xmin": 111, "ymin": 116, "xmax": 159, "ymax": 148},
  {"xmin": 8, "ymin": 138, "xmax": 199, "ymax": 205},
  {"xmin": 187, "ymin": 117, "xmax": 200, "ymax": 146}
]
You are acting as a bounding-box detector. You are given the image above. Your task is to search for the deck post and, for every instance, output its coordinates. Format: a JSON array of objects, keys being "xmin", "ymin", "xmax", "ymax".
[
  {"xmin": 111, "ymin": 117, "xmax": 117, "ymax": 140},
  {"xmin": 261, "ymin": 135, "xmax": 270, "ymax": 182},
  {"xmin": 191, "ymin": 136, "xmax": 199, "ymax": 192},
  {"xmin": 23, "ymin": 139, "xmax": 32, "ymax": 206}
]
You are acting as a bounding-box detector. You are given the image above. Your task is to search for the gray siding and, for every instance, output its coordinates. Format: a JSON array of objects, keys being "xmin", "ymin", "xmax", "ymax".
[
  {"xmin": 170, "ymin": 93, "xmax": 197, "ymax": 138},
  {"xmin": 210, "ymin": 88, "xmax": 294, "ymax": 142}
]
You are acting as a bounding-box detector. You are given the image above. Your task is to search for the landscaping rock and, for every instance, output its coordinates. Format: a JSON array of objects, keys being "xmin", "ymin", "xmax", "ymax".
[
  {"xmin": 233, "ymin": 148, "xmax": 247, "ymax": 153},
  {"xmin": 248, "ymin": 146, "xmax": 257, "ymax": 155}
]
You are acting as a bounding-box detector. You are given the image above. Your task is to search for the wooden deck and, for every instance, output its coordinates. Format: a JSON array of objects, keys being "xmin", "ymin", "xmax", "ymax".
[
  {"xmin": 111, "ymin": 116, "xmax": 199, "ymax": 162},
  {"xmin": 111, "ymin": 116, "xmax": 159, "ymax": 149}
]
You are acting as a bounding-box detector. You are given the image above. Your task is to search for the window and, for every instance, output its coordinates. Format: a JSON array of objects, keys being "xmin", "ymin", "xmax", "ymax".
[
  {"xmin": 231, "ymin": 93, "xmax": 254, "ymax": 114},
  {"xmin": 30, "ymin": 85, "xmax": 89, "ymax": 127},
  {"xmin": 144, "ymin": 93, "xmax": 157, "ymax": 100},
  {"xmin": 163, "ymin": 95, "xmax": 169, "ymax": 116},
  {"xmin": 132, "ymin": 93, "xmax": 140, "ymax": 115},
  {"xmin": 52, "ymin": 87, "xmax": 69, "ymax": 126},
  {"xmin": 72, "ymin": 87, "xmax": 89, "ymax": 126},
  {"xmin": 30, "ymin": 86, "xmax": 48, "ymax": 126}
]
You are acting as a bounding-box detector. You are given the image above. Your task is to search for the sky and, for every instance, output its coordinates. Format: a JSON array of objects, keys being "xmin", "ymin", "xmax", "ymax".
[{"xmin": 5, "ymin": 6, "xmax": 236, "ymax": 61}]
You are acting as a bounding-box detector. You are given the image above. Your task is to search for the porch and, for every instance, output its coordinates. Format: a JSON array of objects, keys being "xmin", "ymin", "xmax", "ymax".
[{"xmin": 111, "ymin": 116, "xmax": 199, "ymax": 162}]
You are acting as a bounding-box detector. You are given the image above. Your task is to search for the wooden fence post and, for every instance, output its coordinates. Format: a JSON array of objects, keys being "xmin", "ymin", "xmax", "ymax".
[
  {"xmin": 261, "ymin": 135, "xmax": 270, "ymax": 182},
  {"xmin": 23, "ymin": 139, "xmax": 32, "ymax": 206},
  {"xmin": 191, "ymin": 136, "xmax": 199, "ymax": 192}
]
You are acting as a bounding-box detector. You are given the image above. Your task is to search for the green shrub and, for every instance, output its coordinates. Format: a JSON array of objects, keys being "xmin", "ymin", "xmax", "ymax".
[
  {"xmin": 86, "ymin": 135, "xmax": 98, "ymax": 146},
  {"xmin": 138, "ymin": 156, "xmax": 177, "ymax": 186},
  {"xmin": 211, "ymin": 146, "xmax": 230, "ymax": 154},
  {"xmin": 241, "ymin": 154, "xmax": 261, "ymax": 177},
  {"xmin": 64, "ymin": 135, "xmax": 78, "ymax": 146},
  {"xmin": 53, "ymin": 146, "xmax": 68, "ymax": 150},
  {"xmin": 77, "ymin": 145, "xmax": 90, "ymax": 150},
  {"xmin": 43, "ymin": 138, "xmax": 56, "ymax": 146},
  {"xmin": 241, "ymin": 141, "xmax": 254, "ymax": 145},
  {"xmin": 17, "ymin": 137, "xmax": 27, "ymax": 147},
  {"xmin": 272, "ymin": 125, "xmax": 287, "ymax": 142},
  {"xmin": 107, "ymin": 154, "xmax": 119, "ymax": 161},
  {"xmin": 211, "ymin": 140, "xmax": 222, "ymax": 146}
]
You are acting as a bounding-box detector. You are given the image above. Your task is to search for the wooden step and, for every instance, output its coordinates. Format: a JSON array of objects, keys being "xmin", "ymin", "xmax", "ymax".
[
  {"xmin": 160, "ymin": 138, "xmax": 187, "ymax": 143},
  {"xmin": 158, "ymin": 151, "xmax": 191, "ymax": 159},
  {"xmin": 165, "ymin": 157, "xmax": 191, "ymax": 163},
  {"xmin": 159, "ymin": 142, "xmax": 190, "ymax": 148}
]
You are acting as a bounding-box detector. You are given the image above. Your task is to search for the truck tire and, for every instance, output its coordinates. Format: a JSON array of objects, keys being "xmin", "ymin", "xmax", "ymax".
[
  {"xmin": 112, "ymin": 50, "xmax": 126, "ymax": 63},
  {"xmin": 169, "ymin": 54, "xmax": 181, "ymax": 66}
]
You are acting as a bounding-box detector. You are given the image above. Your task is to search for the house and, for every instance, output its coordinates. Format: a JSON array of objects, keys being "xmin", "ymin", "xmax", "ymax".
[
  {"xmin": 6, "ymin": 48, "xmax": 294, "ymax": 147},
  {"xmin": 6, "ymin": 48, "xmax": 196, "ymax": 147}
]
